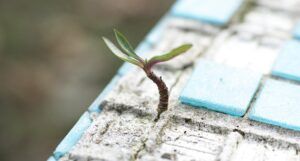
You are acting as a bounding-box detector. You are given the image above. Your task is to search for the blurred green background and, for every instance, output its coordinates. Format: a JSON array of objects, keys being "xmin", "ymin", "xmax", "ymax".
[{"xmin": 0, "ymin": 0, "xmax": 174, "ymax": 160}]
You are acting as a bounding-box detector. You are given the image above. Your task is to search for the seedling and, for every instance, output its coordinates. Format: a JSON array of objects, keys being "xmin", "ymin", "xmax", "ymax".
[{"xmin": 103, "ymin": 29, "xmax": 192, "ymax": 120}]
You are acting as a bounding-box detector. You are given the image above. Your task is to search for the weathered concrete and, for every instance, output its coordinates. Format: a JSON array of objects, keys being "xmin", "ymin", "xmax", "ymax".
[
  {"xmin": 230, "ymin": 138, "xmax": 299, "ymax": 161},
  {"xmin": 59, "ymin": 72, "xmax": 300, "ymax": 161},
  {"xmin": 217, "ymin": 132, "xmax": 243, "ymax": 161},
  {"xmin": 137, "ymin": 118, "xmax": 226, "ymax": 161},
  {"xmin": 256, "ymin": 0, "xmax": 300, "ymax": 13},
  {"xmin": 61, "ymin": 109, "xmax": 156, "ymax": 161},
  {"xmin": 56, "ymin": 0, "xmax": 300, "ymax": 160}
]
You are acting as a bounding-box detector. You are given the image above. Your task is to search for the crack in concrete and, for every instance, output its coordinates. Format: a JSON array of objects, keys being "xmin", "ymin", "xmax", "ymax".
[
  {"xmin": 132, "ymin": 114, "xmax": 167, "ymax": 160},
  {"xmin": 137, "ymin": 77, "xmax": 146, "ymax": 87},
  {"xmin": 133, "ymin": 138, "xmax": 148, "ymax": 161},
  {"xmin": 100, "ymin": 121, "xmax": 113, "ymax": 135},
  {"xmin": 216, "ymin": 131, "xmax": 243, "ymax": 161},
  {"xmin": 94, "ymin": 120, "xmax": 114, "ymax": 144}
]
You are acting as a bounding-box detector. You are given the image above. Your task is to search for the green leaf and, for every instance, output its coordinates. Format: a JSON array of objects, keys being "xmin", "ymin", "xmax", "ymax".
[
  {"xmin": 103, "ymin": 37, "xmax": 143, "ymax": 68},
  {"xmin": 148, "ymin": 44, "xmax": 192, "ymax": 65},
  {"xmin": 114, "ymin": 29, "xmax": 143, "ymax": 62}
]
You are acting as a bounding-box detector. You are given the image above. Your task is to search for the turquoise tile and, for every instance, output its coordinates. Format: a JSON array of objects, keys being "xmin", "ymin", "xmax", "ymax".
[
  {"xmin": 117, "ymin": 41, "xmax": 152, "ymax": 76},
  {"xmin": 47, "ymin": 156, "xmax": 56, "ymax": 161},
  {"xmin": 293, "ymin": 22, "xmax": 300, "ymax": 40},
  {"xmin": 88, "ymin": 75, "xmax": 120, "ymax": 112},
  {"xmin": 53, "ymin": 112, "xmax": 91, "ymax": 160},
  {"xmin": 249, "ymin": 79, "xmax": 300, "ymax": 131},
  {"xmin": 272, "ymin": 40, "xmax": 300, "ymax": 82},
  {"xmin": 170, "ymin": 0, "xmax": 244, "ymax": 26},
  {"xmin": 180, "ymin": 59, "xmax": 262, "ymax": 116}
]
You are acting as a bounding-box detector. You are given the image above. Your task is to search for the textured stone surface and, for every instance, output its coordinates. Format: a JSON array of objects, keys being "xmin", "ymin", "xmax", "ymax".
[
  {"xmin": 62, "ymin": 109, "xmax": 156, "ymax": 161},
  {"xmin": 217, "ymin": 132, "xmax": 243, "ymax": 161},
  {"xmin": 230, "ymin": 138, "xmax": 299, "ymax": 161},
  {"xmin": 137, "ymin": 119, "xmax": 226, "ymax": 161},
  {"xmin": 257, "ymin": 0, "xmax": 300, "ymax": 13},
  {"xmin": 53, "ymin": 0, "xmax": 300, "ymax": 160}
]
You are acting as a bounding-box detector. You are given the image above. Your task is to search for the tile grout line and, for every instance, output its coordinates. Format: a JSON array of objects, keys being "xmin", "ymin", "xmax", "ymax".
[
  {"xmin": 216, "ymin": 131, "xmax": 244, "ymax": 161},
  {"xmin": 243, "ymin": 75, "xmax": 268, "ymax": 119},
  {"xmin": 270, "ymin": 74, "xmax": 300, "ymax": 86}
]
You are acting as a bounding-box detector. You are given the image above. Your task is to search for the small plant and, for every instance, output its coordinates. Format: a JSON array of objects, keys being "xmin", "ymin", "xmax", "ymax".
[{"xmin": 103, "ymin": 29, "xmax": 192, "ymax": 120}]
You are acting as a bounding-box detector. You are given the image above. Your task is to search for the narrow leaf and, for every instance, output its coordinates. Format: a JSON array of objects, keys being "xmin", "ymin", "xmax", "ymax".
[
  {"xmin": 103, "ymin": 37, "xmax": 143, "ymax": 67},
  {"xmin": 148, "ymin": 44, "xmax": 192, "ymax": 65},
  {"xmin": 114, "ymin": 29, "xmax": 143, "ymax": 62}
]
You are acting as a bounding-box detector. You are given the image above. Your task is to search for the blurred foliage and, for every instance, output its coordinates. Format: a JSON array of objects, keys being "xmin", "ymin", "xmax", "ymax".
[{"xmin": 0, "ymin": 0, "xmax": 174, "ymax": 160}]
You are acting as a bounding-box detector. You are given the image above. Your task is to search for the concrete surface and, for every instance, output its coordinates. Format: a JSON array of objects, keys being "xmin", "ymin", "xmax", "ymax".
[{"xmin": 51, "ymin": 0, "xmax": 300, "ymax": 160}]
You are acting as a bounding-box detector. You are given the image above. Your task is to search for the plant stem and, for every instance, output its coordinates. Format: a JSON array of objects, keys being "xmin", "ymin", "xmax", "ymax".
[{"xmin": 144, "ymin": 69, "xmax": 169, "ymax": 121}]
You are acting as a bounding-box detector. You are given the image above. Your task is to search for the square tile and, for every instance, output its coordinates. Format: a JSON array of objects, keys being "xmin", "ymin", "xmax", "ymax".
[
  {"xmin": 272, "ymin": 40, "xmax": 300, "ymax": 82},
  {"xmin": 249, "ymin": 79, "xmax": 300, "ymax": 131},
  {"xmin": 170, "ymin": 0, "xmax": 244, "ymax": 26},
  {"xmin": 180, "ymin": 59, "xmax": 262, "ymax": 116}
]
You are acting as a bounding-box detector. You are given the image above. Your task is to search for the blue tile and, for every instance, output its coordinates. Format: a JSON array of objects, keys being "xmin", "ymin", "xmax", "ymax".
[
  {"xmin": 47, "ymin": 156, "xmax": 56, "ymax": 161},
  {"xmin": 117, "ymin": 41, "xmax": 152, "ymax": 76},
  {"xmin": 170, "ymin": 0, "xmax": 244, "ymax": 26},
  {"xmin": 88, "ymin": 75, "xmax": 120, "ymax": 112},
  {"xmin": 180, "ymin": 59, "xmax": 262, "ymax": 116},
  {"xmin": 54, "ymin": 112, "xmax": 91, "ymax": 160},
  {"xmin": 272, "ymin": 40, "xmax": 300, "ymax": 82},
  {"xmin": 293, "ymin": 22, "xmax": 300, "ymax": 40},
  {"xmin": 249, "ymin": 79, "xmax": 300, "ymax": 131}
]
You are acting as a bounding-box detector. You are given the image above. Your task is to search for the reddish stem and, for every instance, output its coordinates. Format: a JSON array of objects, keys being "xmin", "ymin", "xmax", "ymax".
[{"xmin": 144, "ymin": 69, "xmax": 169, "ymax": 121}]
